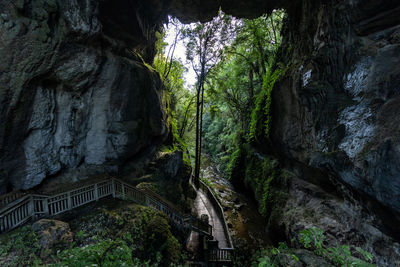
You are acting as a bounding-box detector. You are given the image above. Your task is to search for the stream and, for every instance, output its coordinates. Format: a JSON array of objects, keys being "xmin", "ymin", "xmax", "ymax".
[{"xmin": 200, "ymin": 156, "xmax": 272, "ymax": 252}]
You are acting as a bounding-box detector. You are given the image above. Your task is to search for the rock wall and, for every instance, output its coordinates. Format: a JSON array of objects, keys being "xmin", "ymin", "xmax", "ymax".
[
  {"xmin": 0, "ymin": 0, "xmax": 168, "ymax": 191},
  {"xmin": 271, "ymin": 0, "xmax": 400, "ymax": 217},
  {"xmin": 265, "ymin": 0, "xmax": 400, "ymax": 264}
]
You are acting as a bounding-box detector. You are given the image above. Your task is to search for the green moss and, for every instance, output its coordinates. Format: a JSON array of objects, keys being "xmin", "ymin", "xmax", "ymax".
[
  {"xmin": 229, "ymin": 145, "xmax": 292, "ymax": 219},
  {"xmin": 71, "ymin": 202, "xmax": 183, "ymax": 266},
  {"xmin": 227, "ymin": 148, "xmax": 243, "ymax": 177},
  {"xmin": 249, "ymin": 64, "xmax": 288, "ymax": 142},
  {"xmin": 0, "ymin": 201, "xmax": 185, "ymax": 267}
]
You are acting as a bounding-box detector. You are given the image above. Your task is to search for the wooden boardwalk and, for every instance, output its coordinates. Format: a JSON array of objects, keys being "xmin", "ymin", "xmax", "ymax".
[
  {"xmin": 194, "ymin": 189, "xmax": 228, "ymax": 248},
  {"xmin": 0, "ymin": 177, "xmax": 234, "ymax": 264}
]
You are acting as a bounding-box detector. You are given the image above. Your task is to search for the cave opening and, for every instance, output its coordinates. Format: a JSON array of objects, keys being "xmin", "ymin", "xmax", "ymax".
[{"xmin": 1, "ymin": 0, "xmax": 400, "ymax": 266}]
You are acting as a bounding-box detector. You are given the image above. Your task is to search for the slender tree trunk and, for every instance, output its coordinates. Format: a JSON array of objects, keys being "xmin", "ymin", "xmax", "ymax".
[
  {"xmin": 194, "ymin": 51, "xmax": 207, "ymax": 187},
  {"xmin": 179, "ymin": 96, "xmax": 195, "ymax": 138},
  {"xmin": 194, "ymin": 82, "xmax": 201, "ymax": 188},
  {"xmin": 197, "ymin": 82, "xmax": 205, "ymax": 183}
]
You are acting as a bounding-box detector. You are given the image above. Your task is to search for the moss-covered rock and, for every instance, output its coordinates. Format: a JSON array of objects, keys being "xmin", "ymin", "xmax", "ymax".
[
  {"xmin": 229, "ymin": 144, "xmax": 292, "ymax": 224},
  {"xmin": 0, "ymin": 199, "xmax": 186, "ymax": 266},
  {"xmin": 67, "ymin": 199, "xmax": 183, "ymax": 266},
  {"xmin": 126, "ymin": 149, "xmax": 195, "ymax": 214}
]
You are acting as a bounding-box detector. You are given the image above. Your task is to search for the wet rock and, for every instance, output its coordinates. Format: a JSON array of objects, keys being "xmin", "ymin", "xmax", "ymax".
[
  {"xmin": 271, "ymin": 177, "xmax": 400, "ymax": 266},
  {"xmin": 290, "ymin": 249, "xmax": 333, "ymax": 267},
  {"xmin": 234, "ymin": 203, "xmax": 245, "ymax": 211},
  {"xmin": 158, "ymin": 151, "xmax": 184, "ymax": 178},
  {"xmin": 233, "ymin": 197, "xmax": 241, "ymax": 204},
  {"xmin": 223, "ymin": 205, "xmax": 231, "ymax": 212}
]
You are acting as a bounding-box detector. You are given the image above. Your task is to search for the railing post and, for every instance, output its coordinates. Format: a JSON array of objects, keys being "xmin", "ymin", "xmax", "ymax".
[
  {"xmin": 94, "ymin": 184, "xmax": 99, "ymax": 201},
  {"xmin": 28, "ymin": 196, "xmax": 35, "ymax": 219},
  {"xmin": 111, "ymin": 179, "xmax": 116, "ymax": 198},
  {"xmin": 67, "ymin": 192, "xmax": 72, "ymax": 209},
  {"xmin": 43, "ymin": 198, "xmax": 49, "ymax": 216},
  {"xmin": 144, "ymin": 195, "xmax": 150, "ymax": 207},
  {"xmin": 121, "ymin": 183, "xmax": 125, "ymax": 200}
]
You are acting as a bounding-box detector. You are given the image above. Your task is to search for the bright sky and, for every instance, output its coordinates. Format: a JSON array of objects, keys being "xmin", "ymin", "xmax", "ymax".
[{"xmin": 164, "ymin": 18, "xmax": 197, "ymax": 89}]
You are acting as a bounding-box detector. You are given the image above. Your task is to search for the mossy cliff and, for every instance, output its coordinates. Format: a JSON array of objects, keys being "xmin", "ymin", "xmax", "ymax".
[{"xmin": 229, "ymin": 0, "xmax": 400, "ymax": 265}]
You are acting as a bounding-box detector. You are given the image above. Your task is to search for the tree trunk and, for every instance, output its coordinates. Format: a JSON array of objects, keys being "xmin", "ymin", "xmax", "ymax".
[
  {"xmin": 197, "ymin": 82, "xmax": 206, "ymax": 184},
  {"xmin": 194, "ymin": 82, "xmax": 201, "ymax": 188}
]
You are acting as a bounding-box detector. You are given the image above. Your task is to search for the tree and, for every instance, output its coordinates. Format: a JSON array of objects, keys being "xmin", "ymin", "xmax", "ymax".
[
  {"xmin": 181, "ymin": 10, "xmax": 237, "ymax": 187},
  {"xmin": 153, "ymin": 21, "xmax": 196, "ymax": 149},
  {"xmin": 202, "ymin": 10, "xmax": 285, "ymax": 174}
]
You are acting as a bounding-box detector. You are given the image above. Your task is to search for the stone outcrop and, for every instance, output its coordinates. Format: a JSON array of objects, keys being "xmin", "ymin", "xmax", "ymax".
[
  {"xmin": 262, "ymin": 0, "xmax": 400, "ymax": 264},
  {"xmin": 0, "ymin": 0, "xmax": 168, "ymax": 192},
  {"xmin": 32, "ymin": 219, "xmax": 73, "ymax": 253},
  {"xmin": 127, "ymin": 150, "xmax": 195, "ymax": 213},
  {"xmin": 270, "ymin": 0, "xmax": 400, "ymax": 217}
]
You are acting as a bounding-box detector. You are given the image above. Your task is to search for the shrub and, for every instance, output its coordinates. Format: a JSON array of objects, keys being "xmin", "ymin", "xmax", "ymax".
[{"xmin": 299, "ymin": 227, "xmax": 375, "ymax": 267}]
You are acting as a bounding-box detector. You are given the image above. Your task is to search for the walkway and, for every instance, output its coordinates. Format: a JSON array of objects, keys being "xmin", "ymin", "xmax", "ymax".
[
  {"xmin": 193, "ymin": 189, "xmax": 228, "ymax": 248},
  {"xmin": 1, "ymin": 177, "xmax": 233, "ymax": 263}
]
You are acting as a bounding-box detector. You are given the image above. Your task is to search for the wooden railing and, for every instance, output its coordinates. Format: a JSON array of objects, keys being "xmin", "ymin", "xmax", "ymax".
[
  {"xmin": 0, "ymin": 180, "xmax": 113, "ymax": 232},
  {"xmin": 0, "ymin": 178, "xmax": 212, "ymax": 237},
  {"xmin": 207, "ymin": 248, "xmax": 235, "ymax": 262},
  {"xmin": 198, "ymin": 180, "xmax": 235, "ymax": 263},
  {"xmin": 0, "ymin": 195, "xmax": 32, "ymax": 232},
  {"xmin": 0, "ymin": 190, "xmax": 26, "ymax": 208},
  {"xmin": 0, "ymin": 177, "xmax": 233, "ymax": 263}
]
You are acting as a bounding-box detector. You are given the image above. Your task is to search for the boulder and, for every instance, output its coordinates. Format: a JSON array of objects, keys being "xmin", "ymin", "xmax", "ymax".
[{"xmin": 32, "ymin": 219, "xmax": 73, "ymax": 251}]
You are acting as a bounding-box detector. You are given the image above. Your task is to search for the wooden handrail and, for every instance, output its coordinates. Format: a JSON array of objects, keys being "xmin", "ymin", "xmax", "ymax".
[
  {"xmin": 207, "ymin": 248, "xmax": 235, "ymax": 262},
  {"xmin": 0, "ymin": 190, "xmax": 27, "ymax": 209},
  {"xmin": 0, "ymin": 177, "xmax": 232, "ymax": 263}
]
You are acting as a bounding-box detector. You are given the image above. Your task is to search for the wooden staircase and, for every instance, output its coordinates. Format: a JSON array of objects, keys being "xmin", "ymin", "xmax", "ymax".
[{"xmin": 0, "ymin": 177, "xmax": 234, "ymax": 264}]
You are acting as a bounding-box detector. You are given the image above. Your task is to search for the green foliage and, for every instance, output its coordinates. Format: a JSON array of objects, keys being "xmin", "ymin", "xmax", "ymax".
[
  {"xmin": 56, "ymin": 239, "xmax": 134, "ymax": 267},
  {"xmin": 299, "ymin": 227, "xmax": 325, "ymax": 251},
  {"xmin": 202, "ymin": 10, "xmax": 285, "ymax": 176},
  {"xmin": 298, "ymin": 227, "xmax": 375, "ymax": 267},
  {"xmin": 153, "ymin": 25, "xmax": 194, "ymax": 151},
  {"xmin": 0, "ymin": 203, "xmax": 186, "ymax": 267},
  {"xmin": 326, "ymin": 245, "xmax": 353, "ymax": 266},
  {"xmin": 246, "ymin": 242, "xmax": 298, "ymax": 267},
  {"xmin": 203, "ymin": 114, "xmax": 239, "ymax": 173},
  {"xmin": 248, "ymin": 65, "xmax": 287, "ymax": 142},
  {"xmin": 241, "ymin": 150, "xmax": 282, "ymax": 217},
  {"xmin": 227, "ymin": 147, "xmax": 243, "ymax": 176},
  {"xmin": 245, "ymin": 229, "xmax": 375, "ymax": 267},
  {"xmin": 0, "ymin": 225, "xmax": 42, "ymax": 266},
  {"xmin": 226, "ymin": 143, "xmax": 291, "ymax": 219},
  {"xmin": 356, "ymin": 247, "xmax": 374, "ymax": 263}
]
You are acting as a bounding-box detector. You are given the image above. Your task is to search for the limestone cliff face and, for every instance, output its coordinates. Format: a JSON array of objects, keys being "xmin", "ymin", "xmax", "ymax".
[
  {"xmin": 264, "ymin": 0, "xmax": 400, "ymax": 264},
  {"xmin": 271, "ymin": 0, "xmax": 400, "ymax": 215},
  {"xmin": 0, "ymin": 0, "xmax": 168, "ymax": 191}
]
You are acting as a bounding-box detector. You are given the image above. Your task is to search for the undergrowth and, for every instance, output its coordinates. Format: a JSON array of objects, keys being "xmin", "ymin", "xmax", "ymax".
[
  {"xmin": 246, "ymin": 227, "xmax": 375, "ymax": 267},
  {"xmin": 0, "ymin": 202, "xmax": 188, "ymax": 267}
]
